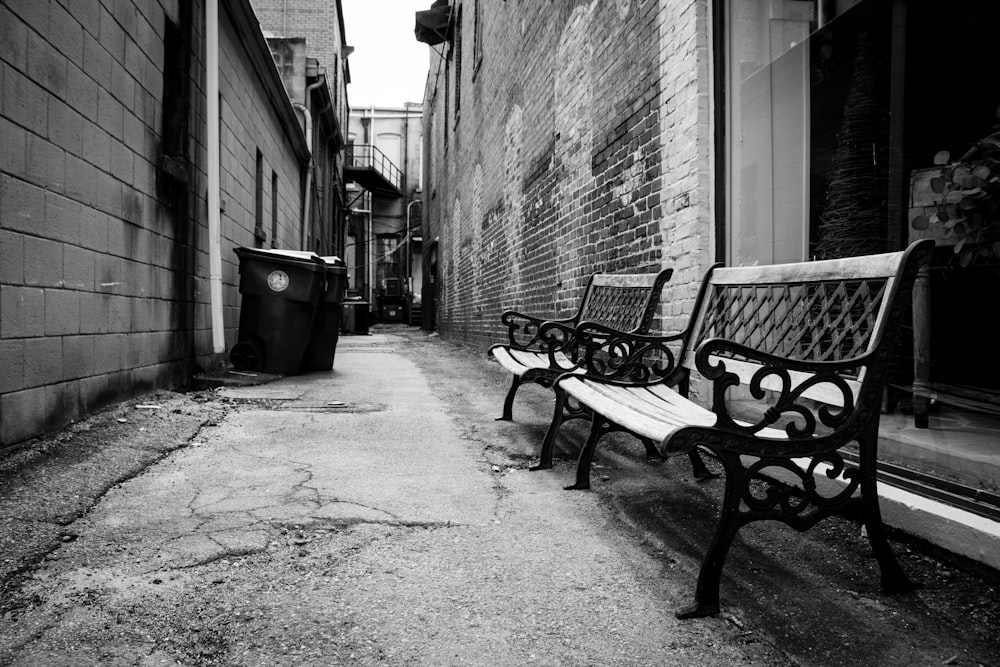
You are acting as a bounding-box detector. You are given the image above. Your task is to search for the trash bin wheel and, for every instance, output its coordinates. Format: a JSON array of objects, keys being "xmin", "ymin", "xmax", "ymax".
[{"xmin": 230, "ymin": 340, "xmax": 262, "ymax": 371}]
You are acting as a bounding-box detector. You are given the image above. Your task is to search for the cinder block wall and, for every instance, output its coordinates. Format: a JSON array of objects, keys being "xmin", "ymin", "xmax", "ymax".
[
  {"xmin": 0, "ymin": 0, "xmax": 306, "ymax": 447},
  {"xmin": 210, "ymin": 8, "xmax": 309, "ymax": 353},
  {"xmin": 423, "ymin": 0, "xmax": 713, "ymax": 349}
]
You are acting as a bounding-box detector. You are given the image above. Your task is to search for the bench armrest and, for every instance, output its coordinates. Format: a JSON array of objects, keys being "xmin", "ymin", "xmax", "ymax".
[
  {"xmin": 534, "ymin": 320, "xmax": 585, "ymax": 370},
  {"xmin": 694, "ymin": 337, "xmax": 875, "ymax": 439},
  {"xmin": 572, "ymin": 321, "xmax": 688, "ymax": 383},
  {"xmin": 500, "ymin": 310, "xmax": 575, "ymax": 350}
]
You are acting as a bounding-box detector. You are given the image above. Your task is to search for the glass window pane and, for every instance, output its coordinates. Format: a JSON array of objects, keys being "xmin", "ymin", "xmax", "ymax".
[{"xmin": 727, "ymin": 0, "xmax": 815, "ymax": 265}]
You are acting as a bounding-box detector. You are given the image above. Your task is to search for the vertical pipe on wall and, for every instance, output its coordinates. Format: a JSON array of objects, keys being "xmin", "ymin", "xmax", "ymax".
[
  {"xmin": 297, "ymin": 74, "xmax": 326, "ymax": 251},
  {"xmin": 293, "ymin": 103, "xmax": 313, "ymax": 249},
  {"xmin": 206, "ymin": 0, "xmax": 225, "ymax": 353}
]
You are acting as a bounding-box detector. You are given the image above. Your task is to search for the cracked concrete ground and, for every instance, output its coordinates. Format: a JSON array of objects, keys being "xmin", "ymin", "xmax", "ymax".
[{"xmin": 1, "ymin": 325, "xmax": 998, "ymax": 666}]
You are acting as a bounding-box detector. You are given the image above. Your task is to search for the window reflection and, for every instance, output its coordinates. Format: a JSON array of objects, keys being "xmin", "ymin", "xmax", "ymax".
[{"xmin": 723, "ymin": 0, "xmax": 1000, "ymax": 500}]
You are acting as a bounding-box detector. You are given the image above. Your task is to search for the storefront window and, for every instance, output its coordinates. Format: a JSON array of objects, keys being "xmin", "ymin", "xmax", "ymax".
[
  {"xmin": 722, "ymin": 0, "xmax": 1000, "ymax": 504},
  {"xmin": 724, "ymin": 0, "xmax": 889, "ymax": 265}
]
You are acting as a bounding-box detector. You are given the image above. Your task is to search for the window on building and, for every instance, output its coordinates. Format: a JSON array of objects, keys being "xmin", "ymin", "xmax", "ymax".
[
  {"xmin": 453, "ymin": 7, "xmax": 462, "ymax": 124},
  {"xmin": 254, "ymin": 149, "xmax": 266, "ymax": 247},
  {"xmin": 722, "ymin": 0, "xmax": 893, "ymax": 265},
  {"xmin": 377, "ymin": 133, "xmax": 402, "ymax": 172},
  {"xmin": 270, "ymin": 170, "xmax": 278, "ymax": 248},
  {"xmin": 159, "ymin": 11, "xmax": 192, "ymax": 190},
  {"xmin": 473, "ymin": 0, "xmax": 483, "ymax": 74},
  {"xmin": 444, "ymin": 51, "xmax": 451, "ymax": 151},
  {"xmin": 376, "ymin": 234, "xmax": 401, "ymax": 292},
  {"xmin": 719, "ymin": 0, "xmax": 1000, "ymax": 507},
  {"xmin": 417, "ymin": 138, "xmax": 424, "ymax": 192}
]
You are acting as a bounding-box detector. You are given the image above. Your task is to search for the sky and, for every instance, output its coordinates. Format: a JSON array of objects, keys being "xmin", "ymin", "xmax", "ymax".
[{"xmin": 341, "ymin": 0, "xmax": 434, "ymax": 108}]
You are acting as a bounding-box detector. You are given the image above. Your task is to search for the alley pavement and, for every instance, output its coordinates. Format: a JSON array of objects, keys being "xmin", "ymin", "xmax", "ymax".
[{"xmin": 1, "ymin": 325, "xmax": 998, "ymax": 666}]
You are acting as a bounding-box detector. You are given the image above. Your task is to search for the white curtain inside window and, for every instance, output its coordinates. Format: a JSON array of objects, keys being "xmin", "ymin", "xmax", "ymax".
[{"xmin": 727, "ymin": 0, "xmax": 814, "ymax": 265}]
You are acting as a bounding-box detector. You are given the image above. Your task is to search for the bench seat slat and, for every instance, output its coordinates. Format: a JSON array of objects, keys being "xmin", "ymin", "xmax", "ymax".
[
  {"xmin": 562, "ymin": 376, "xmax": 787, "ymax": 446},
  {"xmin": 558, "ymin": 376, "xmax": 701, "ymax": 442},
  {"xmin": 491, "ymin": 347, "xmax": 578, "ymax": 376}
]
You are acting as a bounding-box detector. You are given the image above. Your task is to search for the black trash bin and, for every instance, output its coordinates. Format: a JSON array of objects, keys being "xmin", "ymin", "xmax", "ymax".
[
  {"xmin": 301, "ymin": 256, "xmax": 348, "ymax": 371},
  {"xmin": 342, "ymin": 297, "xmax": 370, "ymax": 335},
  {"xmin": 229, "ymin": 247, "xmax": 326, "ymax": 374}
]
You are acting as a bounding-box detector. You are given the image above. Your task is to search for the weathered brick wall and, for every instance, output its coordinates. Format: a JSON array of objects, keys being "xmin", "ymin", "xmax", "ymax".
[
  {"xmin": 423, "ymin": 0, "xmax": 714, "ymax": 350},
  {"xmin": 0, "ymin": 0, "xmax": 307, "ymax": 447}
]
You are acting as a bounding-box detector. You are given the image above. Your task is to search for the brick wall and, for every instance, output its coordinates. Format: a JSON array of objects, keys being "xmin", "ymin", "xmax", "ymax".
[
  {"xmin": 0, "ymin": 0, "xmax": 310, "ymax": 447},
  {"xmin": 422, "ymin": 0, "xmax": 714, "ymax": 349}
]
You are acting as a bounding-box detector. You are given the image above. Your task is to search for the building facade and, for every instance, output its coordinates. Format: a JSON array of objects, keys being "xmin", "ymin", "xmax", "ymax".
[
  {"xmin": 421, "ymin": 0, "xmax": 999, "ymax": 556},
  {"xmin": 253, "ymin": 0, "xmax": 352, "ymax": 259},
  {"xmin": 422, "ymin": 0, "xmax": 712, "ymax": 347},
  {"xmin": 346, "ymin": 104, "xmax": 424, "ymax": 325},
  {"xmin": 0, "ymin": 0, "xmax": 345, "ymax": 447}
]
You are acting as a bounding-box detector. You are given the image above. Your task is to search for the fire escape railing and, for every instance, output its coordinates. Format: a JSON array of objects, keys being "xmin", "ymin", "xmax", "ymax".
[{"xmin": 346, "ymin": 144, "xmax": 403, "ymax": 193}]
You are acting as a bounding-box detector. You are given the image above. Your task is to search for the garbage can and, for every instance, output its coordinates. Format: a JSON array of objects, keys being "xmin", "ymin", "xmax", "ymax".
[
  {"xmin": 342, "ymin": 297, "xmax": 370, "ymax": 335},
  {"xmin": 301, "ymin": 256, "xmax": 347, "ymax": 371},
  {"xmin": 229, "ymin": 247, "xmax": 326, "ymax": 374}
]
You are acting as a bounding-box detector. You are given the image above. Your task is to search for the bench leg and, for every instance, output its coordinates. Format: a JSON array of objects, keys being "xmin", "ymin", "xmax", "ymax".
[
  {"xmin": 532, "ymin": 387, "xmax": 566, "ymax": 471},
  {"xmin": 641, "ymin": 439, "xmax": 717, "ymax": 482},
  {"xmin": 858, "ymin": 425, "xmax": 920, "ymax": 595},
  {"xmin": 687, "ymin": 448, "xmax": 718, "ymax": 481},
  {"xmin": 496, "ymin": 375, "xmax": 521, "ymax": 421},
  {"xmin": 533, "ymin": 388, "xmax": 593, "ymax": 471},
  {"xmin": 676, "ymin": 450, "xmax": 742, "ymax": 619},
  {"xmin": 639, "ymin": 437, "xmax": 665, "ymax": 462},
  {"xmin": 565, "ymin": 414, "xmax": 611, "ymax": 490}
]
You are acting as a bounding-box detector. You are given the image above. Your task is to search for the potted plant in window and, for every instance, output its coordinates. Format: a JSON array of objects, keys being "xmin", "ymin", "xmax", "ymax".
[{"xmin": 911, "ymin": 108, "xmax": 1000, "ymax": 266}]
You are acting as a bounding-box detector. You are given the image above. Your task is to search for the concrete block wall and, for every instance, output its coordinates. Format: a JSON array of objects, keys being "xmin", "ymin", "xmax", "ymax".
[
  {"xmin": 0, "ymin": 0, "xmax": 308, "ymax": 448},
  {"xmin": 209, "ymin": 10, "xmax": 308, "ymax": 354},
  {"xmin": 423, "ymin": 0, "xmax": 714, "ymax": 349}
]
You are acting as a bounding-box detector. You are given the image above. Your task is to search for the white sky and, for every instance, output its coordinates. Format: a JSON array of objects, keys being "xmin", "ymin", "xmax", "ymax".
[{"xmin": 341, "ymin": 0, "xmax": 434, "ymax": 108}]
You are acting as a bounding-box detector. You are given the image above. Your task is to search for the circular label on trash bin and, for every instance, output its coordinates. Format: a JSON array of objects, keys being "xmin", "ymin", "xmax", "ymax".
[{"xmin": 267, "ymin": 270, "xmax": 290, "ymax": 292}]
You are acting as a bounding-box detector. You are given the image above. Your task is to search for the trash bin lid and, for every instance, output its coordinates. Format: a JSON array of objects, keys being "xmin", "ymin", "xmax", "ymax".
[
  {"xmin": 320, "ymin": 257, "xmax": 347, "ymax": 277},
  {"xmin": 234, "ymin": 247, "xmax": 325, "ymax": 269}
]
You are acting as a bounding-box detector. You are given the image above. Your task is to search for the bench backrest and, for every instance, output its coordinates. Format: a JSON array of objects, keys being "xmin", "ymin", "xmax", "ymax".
[
  {"xmin": 681, "ymin": 241, "xmax": 932, "ymax": 406},
  {"xmin": 577, "ymin": 269, "xmax": 673, "ymax": 333}
]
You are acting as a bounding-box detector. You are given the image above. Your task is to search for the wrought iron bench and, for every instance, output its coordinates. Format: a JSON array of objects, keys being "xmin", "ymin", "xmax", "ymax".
[
  {"xmin": 547, "ymin": 240, "xmax": 932, "ymax": 619},
  {"xmin": 490, "ymin": 268, "xmax": 716, "ymax": 481},
  {"xmin": 489, "ymin": 269, "xmax": 673, "ymax": 422}
]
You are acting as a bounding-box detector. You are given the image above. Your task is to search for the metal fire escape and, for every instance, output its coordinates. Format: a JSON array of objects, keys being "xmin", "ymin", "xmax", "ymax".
[{"xmin": 345, "ymin": 144, "xmax": 403, "ymax": 196}]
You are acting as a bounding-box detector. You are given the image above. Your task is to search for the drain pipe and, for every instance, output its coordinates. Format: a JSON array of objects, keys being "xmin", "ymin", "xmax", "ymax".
[
  {"xmin": 293, "ymin": 102, "xmax": 312, "ymax": 249},
  {"xmin": 295, "ymin": 75, "xmax": 327, "ymax": 250},
  {"xmin": 205, "ymin": 0, "xmax": 224, "ymax": 353}
]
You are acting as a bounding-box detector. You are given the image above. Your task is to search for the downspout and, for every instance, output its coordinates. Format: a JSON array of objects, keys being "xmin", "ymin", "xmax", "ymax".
[
  {"xmin": 295, "ymin": 74, "xmax": 327, "ymax": 250},
  {"xmin": 367, "ymin": 106, "xmax": 374, "ymax": 305},
  {"xmin": 206, "ymin": 0, "xmax": 225, "ymax": 353},
  {"xmin": 403, "ymin": 106, "xmax": 409, "ymax": 194},
  {"xmin": 293, "ymin": 102, "xmax": 312, "ymax": 248},
  {"xmin": 406, "ymin": 199, "xmax": 419, "ymax": 305}
]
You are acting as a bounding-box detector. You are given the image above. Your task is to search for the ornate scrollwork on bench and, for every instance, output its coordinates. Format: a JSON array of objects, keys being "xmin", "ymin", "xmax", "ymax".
[
  {"xmin": 574, "ymin": 323, "xmax": 684, "ymax": 383},
  {"xmin": 499, "ymin": 310, "xmax": 549, "ymax": 351},
  {"xmin": 696, "ymin": 341, "xmax": 863, "ymax": 445},
  {"xmin": 740, "ymin": 453, "xmax": 861, "ymax": 522}
]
